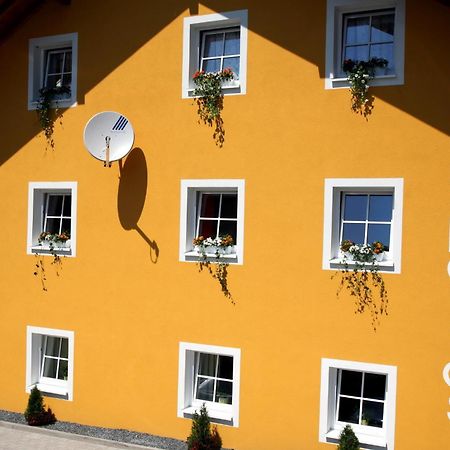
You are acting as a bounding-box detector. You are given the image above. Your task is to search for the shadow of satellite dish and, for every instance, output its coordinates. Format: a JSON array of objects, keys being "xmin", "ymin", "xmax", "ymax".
[{"xmin": 118, "ymin": 147, "xmax": 147, "ymax": 229}]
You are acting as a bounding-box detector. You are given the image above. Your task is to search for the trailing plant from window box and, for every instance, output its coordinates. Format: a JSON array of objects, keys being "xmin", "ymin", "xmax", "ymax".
[
  {"xmin": 337, "ymin": 424, "xmax": 360, "ymax": 450},
  {"xmin": 333, "ymin": 240, "xmax": 388, "ymax": 330},
  {"xmin": 37, "ymin": 85, "xmax": 71, "ymax": 149},
  {"xmin": 187, "ymin": 403, "xmax": 222, "ymax": 450},
  {"xmin": 343, "ymin": 58, "xmax": 388, "ymax": 118},
  {"xmin": 24, "ymin": 386, "xmax": 57, "ymax": 426},
  {"xmin": 194, "ymin": 235, "xmax": 234, "ymax": 303},
  {"xmin": 192, "ymin": 68, "xmax": 234, "ymax": 147}
]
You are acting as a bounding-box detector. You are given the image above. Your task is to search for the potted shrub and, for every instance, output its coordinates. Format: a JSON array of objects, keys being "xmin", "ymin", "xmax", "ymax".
[
  {"xmin": 337, "ymin": 424, "xmax": 360, "ymax": 450},
  {"xmin": 24, "ymin": 386, "xmax": 57, "ymax": 426},
  {"xmin": 342, "ymin": 57, "xmax": 388, "ymax": 117},
  {"xmin": 187, "ymin": 403, "xmax": 222, "ymax": 450}
]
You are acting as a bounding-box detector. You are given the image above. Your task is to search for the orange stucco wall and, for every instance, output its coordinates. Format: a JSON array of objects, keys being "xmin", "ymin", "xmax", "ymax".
[{"xmin": 0, "ymin": 1, "xmax": 449, "ymax": 449}]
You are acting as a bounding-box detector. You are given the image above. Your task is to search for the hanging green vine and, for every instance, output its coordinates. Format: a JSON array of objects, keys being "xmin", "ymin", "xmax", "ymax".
[
  {"xmin": 36, "ymin": 86, "xmax": 70, "ymax": 149},
  {"xmin": 192, "ymin": 68, "xmax": 234, "ymax": 147},
  {"xmin": 343, "ymin": 58, "xmax": 388, "ymax": 118}
]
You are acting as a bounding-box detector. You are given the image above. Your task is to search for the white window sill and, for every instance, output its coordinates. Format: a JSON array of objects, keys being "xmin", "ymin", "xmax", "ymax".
[
  {"xmin": 329, "ymin": 257, "xmax": 395, "ymax": 273},
  {"xmin": 184, "ymin": 251, "xmax": 238, "ymax": 262},
  {"xmin": 31, "ymin": 245, "xmax": 72, "ymax": 255},
  {"xmin": 326, "ymin": 428, "xmax": 386, "ymax": 448},
  {"xmin": 329, "ymin": 73, "xmax": 402, "ymax": 89},
  {"xmin": 186, "ymin": 81, "xmax": 242, "ymax": 98},
  {"xmin": 28, "ymin": 99, "xmax": 77, "ymax": 111},
  {"xmin": 182, "ymin": 405, "xmax": 233, "ymax": 423},
  {"xmin": 29, "ymin": 382, "xmax": 68, "ymax": 397}
]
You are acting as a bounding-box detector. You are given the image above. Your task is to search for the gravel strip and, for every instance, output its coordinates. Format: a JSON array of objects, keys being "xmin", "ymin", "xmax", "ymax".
[{"xmin": 0, "ymin": 410, "xmax": 187, "ymax": 450}]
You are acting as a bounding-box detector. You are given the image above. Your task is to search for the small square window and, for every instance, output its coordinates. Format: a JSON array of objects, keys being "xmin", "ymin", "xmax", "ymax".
[
  {"xmin": 322, "ymin": 179, "xmax": 403, "ymax": 273},
  {"xmin": 319, "ymin": 358, "xmax": 397, "ymax": 449},
  {"xmin": 182, "ymin": 10, "xmax": 248, "ymax": 98},
  {"xmin": 26, "ymin": 326, "xmax": 74, "ymax": 400},
  {"xmin": 178, "ymin": 342, "xmax": 241, "ymax": 426},
  {"xmin": 28, "ymin": 33, "xmax": 78, "ymax": 109},
  {"xmin": 325, "ymin": 0, "xmax": 405, "ymax": 89},
  {"xmin": 27, "ymin": 182, "xmax": 78, "ymax": 256},
  {"xmin": 179, "ymin": 180, "xmax": 245, "ymax": 264}
]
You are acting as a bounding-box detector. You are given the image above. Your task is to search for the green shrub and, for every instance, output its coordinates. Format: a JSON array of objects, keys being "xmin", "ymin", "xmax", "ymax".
[
  {"xmin": 187, "ymin": 403, "xmax": 222, "ymax": 450},
  {"xmin": 24, "ymin": 386, "xmax": 56, "ymax": 426},
  {"xmin": 337, "ymin": 425, "xmax": 360, "ymax": 450}
]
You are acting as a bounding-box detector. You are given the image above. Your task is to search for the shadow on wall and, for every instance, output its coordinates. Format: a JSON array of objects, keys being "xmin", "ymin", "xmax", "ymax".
[
  {"xmin": 117, "ymin": 147, "xmax": 159, "ymax": 263},
  {"xmin": 0, "ymin": 0, "xmax": 448, "ymax": 166}
]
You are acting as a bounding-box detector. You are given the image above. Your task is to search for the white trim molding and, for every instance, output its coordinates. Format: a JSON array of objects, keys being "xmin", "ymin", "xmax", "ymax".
[
  {"xmin": 27, "ymin": 181, "xmax": 78, "ymax": 257},
  {"xmin": 182, "ymin": 9, "xmax": 248, "ymax": 98},
  {"xmin": 319, "ymin": 358, "xmax": 397, "ymax": 450},
  {"xmin": 28, "ymin": 32, "xmax": 78, "ymax": 110},
  {"xmin": 179, "ymin": 179, "xmax": 245, "ymax": 264},
  {"xmin": 325, "ymin": 0, "xmax": 405, "ymax": 89},
  {"xmin": 177, "ymin": 342, "xmax": 241, "ymax": 427},
  {"xmin": 26, "ymin": 326, "xmax": 75, "ymax": 401},
  {"xmin": 322, "ymin": 178, "xmax": 403, "ymax": 273}
]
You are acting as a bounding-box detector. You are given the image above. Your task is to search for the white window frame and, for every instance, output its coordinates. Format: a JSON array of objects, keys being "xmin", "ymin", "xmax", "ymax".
[
  {"xmin": 179, "ymin": 179, "xmax": 245, "ymax": 264},
  {"xmin": 178, "ymin": 342, "xmax": 241, "ymax": 427},
  {"xmin": 322, "ymin": 178, "xmax": 403, "ymax": 273},
  {"xmin": 182, "ymin": 10, "xmax": 248, "ymax": 98},
  {"xmin": 26, "ymin": 326, "xmax": 75, "ymax": 400},
  {"xmin": 28, "ymin": 32, "xmax": 78, "ymax": 110},
  {"xmin": 27, "ymin": 181, "xmax": 78, "ymax": 257},
  {"xmin": 319, "ymin": 358, "xmax": 397, "ymax": 450},
  {"xmin": 325, "ymin": 0, "xmax": 405, "ymax": 89}
]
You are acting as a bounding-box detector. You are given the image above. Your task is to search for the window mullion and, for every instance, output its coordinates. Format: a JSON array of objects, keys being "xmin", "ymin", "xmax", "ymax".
[
  {"xmin": 359, "ymin": 372, "xmax": 365, "ymax": 424},
  {"xmin": 364, "ymin": 194, "xmax": 370, "ymax": 244},
  {"xmin": 216, "ymin": 194, "xmax": 223, "ymax": 238}
]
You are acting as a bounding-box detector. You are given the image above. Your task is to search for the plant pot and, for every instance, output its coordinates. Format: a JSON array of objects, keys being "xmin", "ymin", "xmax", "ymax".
[
  {"xmin": 374, "ymin": 66, "xmax": 388, "ymax": 77},
  {"xmin": 205, "ymin": 246, "xmax": 219, "ymax": 255},
  {"xmin": 343, "ymin": 252, "xmax": 354, "ymax": 261},
  {"xmin": 374, "ymin": 252, "xmax": 384, "ymax": 262}
]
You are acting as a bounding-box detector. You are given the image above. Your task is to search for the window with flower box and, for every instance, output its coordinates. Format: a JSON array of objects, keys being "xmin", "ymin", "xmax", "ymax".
[
  {"xmin": 27, "ymin": 182, "xmax": 77, "ymax": 256},
  {"xmin": 179, "ymin": 180, "xmax": 245, "ymax": 264},
  {"xmin": 319, "ymin": 358, "xmax": 397, "ymax": 449},
  {"xmin": 325, "ymin": 0, "xmax": 405, "ymax": 89},
  {"xmin": 322, "ymin": 178, "xmax": 403, "ymax": 273},
  {"xmin": 28, "ymin": 33, "xmax": 78, "ymax": 109},
  {"xmin": 26, "ymin": 326, "xmax": 74, "ymax": 400},
  {"xmin": 182, "ymin": 10, "xmax": 248, "ymax": 98},
  {"xmin": 178, "ymin": 342, "xmax": 241, "ymax": 426}
]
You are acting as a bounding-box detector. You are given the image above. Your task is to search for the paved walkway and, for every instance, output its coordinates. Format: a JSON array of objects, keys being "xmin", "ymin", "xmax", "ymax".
[{"xmin": 0, "ymin": 421, "xmax": 160, "ymax": 450}]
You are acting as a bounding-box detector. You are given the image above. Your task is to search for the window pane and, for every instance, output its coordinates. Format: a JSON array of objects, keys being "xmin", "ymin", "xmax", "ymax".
[
  {"xmin": 368, "ymin": 195, "xmax": 393, "ymax": 221},
  {"xmin": 218, "ymin": 221, "xmax": 237, "ymax": 243},
  {"xmin": 196, "ymin": 377, "xmax": 215, "ymax": 402},
  {"xmin": 45, "ymin": 74, "xmax": 62, "ymax": 89},
  {"xmin": 342, "ymin": 223, "xmax": 365, "ymax": 245},
  {"xmin": 363, "ymin": 373, "xmax": 386, "ymax": 400},
  {"xmin": 61, "ymin": 219, "xmax": 71, "ymax": 234},
  {"xmin": 63, "ymin": 196, "xmax": 72, "ymax": 216},
  {"xmin": 345, "ymin": 17, "xmax": 370, "ymax": 45},
  {"xmin": 215, "ymin": 380, "xmax": 233, "ymax": 404},
  {"xmin": 64, "ymin": 50, "xmax": 72, "ymax": 72},
  {"xmin": 338, "ymin": 397, "xmax": 360, "ymax": 424},
  {"xmin": 198, "ymin": 220, "xmax": 218, "ymax": 238},
  {"xmin": 224, "ymin": 31, "xmax": 240, "ymax": 55},
  {"xmin": 340, "ymin": 370, "xmax": 363, "ymax": 397},
  {"xmin": 217, "ymin": 355, "xmax": 233, "ymax": 379},
  {"xmin": 200, "ymin": 194, "xmax": 220, "ymax": 217},
  {"xmin": 344, "ymin": 195, "xmax": 367, "ymax": 221},
  {"xmin": 60, "ymin": 338, "xmax": 69, "ymax": 358},
  {"xmin": 367, "ymin": 224, "xmax": 390, "ymax": 249},
  {"xmin": 198, "ymin": 353, "xmax": 217, "ymax": 377},
  {"xmin": 47, "ymin": 52, "xmax": 64, "ymax": 74},
  {"xmin": 344, "ymin": 45, "xmax": 369, "ymax": 62},
  {"xmin": 371, "ymin": 14, "xmax": 395, "ymax": 43},
  {"xmin": 42, "ymin": 358, "xmax": 58, "ymax": 378},
  {"xmin": 47, "ymin": 196, "xmax": 63, "ymax": 215},
  {"xmin": 62, "ymin": 73, "xmax": 72, "ymax": 88},
  {"xmin": 58, "ymin": 359, "xmax": 68, "ymax": 380},
  {"xmin": 45, "ymin": 336, "xmax": 61, "ymax": 356},
  {"xmin": 362, "ymin": 400, "xmax": 384, "ymax": 428},
  {"xmin": 203, "ymin": 33, "xmax": 223, "ymax": 57},
  {"xmin": 45, "ymin": 218, "xmax": 61, "ymax": 234},
  {"xmin": 369, "ymin": 43, "xmax": 394, "ymax": 68},
  {"xmin": 220, "ymin": 194, "xmax": 237, "ymax": 218},
  {"xmin": 223, "ymin": 57, "xmax": 240, "ymax": 78},
  {"xmin": 202, "ymin": 59, "xmax": 221, "ymax": 73}
]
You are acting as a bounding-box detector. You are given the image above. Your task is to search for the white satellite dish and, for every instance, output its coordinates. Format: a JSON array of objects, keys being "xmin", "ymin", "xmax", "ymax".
[{"xmin": 83, "ymin": 111, "xmax": 134, "ymax": 167}]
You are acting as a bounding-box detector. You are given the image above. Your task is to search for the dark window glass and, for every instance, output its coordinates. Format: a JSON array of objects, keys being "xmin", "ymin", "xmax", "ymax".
[
  {"xmin": 363, "ymin": 373, "xmax": 386, "ymax": 400},
  {"xmin": 217, "ymin": 355, "xmax": 233, "ymax": 380},
  {"xmin": 224, "ymin": 31, "xmax": 240, "ymax": 55},
  {"xmin": 47, "ymin": 196, "xmax": 63, "ymax": 216},
  {"xmin": 215, "ymin": 380, "xmax": 233, "ymax": 404},
  {"xmin": 371, "ymin": 14, "xmax": 395, "ymax": 42},
  {"xmin": 46, "ymin": 336, "xmax": 61, "ymax": 357},
  {"xmin": 198, "ymin": 220, "xmax": 218, "ymax": 238},
  {"xmin": 45, "ymin": 218, "xmax": 60, "ymax": 234},
  {"xmin": 204, "ymin": 33, "xmax": 223, "ymax": 57},
  {"xmin": 344, "ymin": 195, "xmax": 368, "ymax": 221},
  {"xmin": 58, "ymin": 360, "xmax": 68, "ymax": 380},
  {"xmin": 220, "ymin": 194, "xmax": 237, "ymax": 218},
  {"xmin": 198, "ymin": 353, "xmax": 216, "ymax": 377},
  {"xmin": 368, "ymin": 195, "xmax": 393, "ymax": 221},
  {"xmin": 340, "ymin": 370, "xmax": 363, "ymax": 397},
  {"xmin": 200, "ymin": 194, "xmax": 220, "ymax": 217},
  {"xmin": 346, "ymin": 17, "xmax": 370, "ymax": 44},
  {"xmin": 367, "ymin": 224, "xmax": 390, "ymax": 249},
  {"xmin": 63, "ymin": 196, "xmax": 72, "ymax": 216},
  {"xmin": 43, "ymin": 358, "xmax": 58, "ymax": 378},
  {"xmin": 362, "ymin": 400, "xmax": 384, "ymax": 427},
  {"xmin": 342, "ymin": 223, "xmax": 365, "ymax": 244},
  {"xmin": 338, "ymin": 397, "xmax": 360, "ymax": 424},
  {"xmin": 60, "ymin": 338, "xmax": 69, "ymax": 359},
  {"xmin": 196, "ymin": 377, "xmax": 214, "ymax": 401},
  {"xmin": 218, "ymin": 221, "xmax": 237, "ymax": 242}
]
